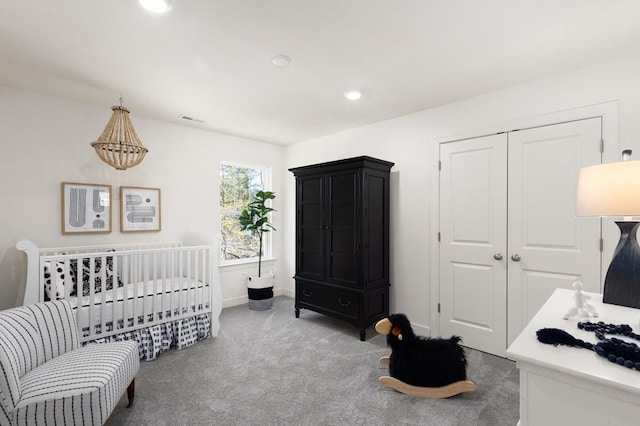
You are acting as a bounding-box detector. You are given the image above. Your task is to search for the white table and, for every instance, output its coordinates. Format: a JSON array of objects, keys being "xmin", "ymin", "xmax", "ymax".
[{"xmin": 506, "ymin": 288, "xmax": 640, "ymax": 426}]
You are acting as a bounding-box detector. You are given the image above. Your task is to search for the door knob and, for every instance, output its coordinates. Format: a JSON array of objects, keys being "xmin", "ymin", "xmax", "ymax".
[
  {"xmin": 493, "ymin": 253, "xmax": 503, "ymax": 260},
  {"xmin": 511, "ymin": 254, "xmax": 521, "ymax": 262}
]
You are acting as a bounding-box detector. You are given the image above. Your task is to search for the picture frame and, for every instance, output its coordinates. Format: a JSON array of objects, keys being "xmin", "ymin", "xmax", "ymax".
[
  {"xmin": 120, "ymin": 186, "xmax": 161, "ymax": 232},
  {"xmin": 61, "ymin": 182, "xmax": 112, "ymax": 234}
]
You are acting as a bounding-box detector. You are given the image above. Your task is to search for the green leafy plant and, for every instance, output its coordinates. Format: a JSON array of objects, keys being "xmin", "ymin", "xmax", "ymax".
[{"xmin": 239, "ymin": 190, "xmax": 276, "ymax": 277}]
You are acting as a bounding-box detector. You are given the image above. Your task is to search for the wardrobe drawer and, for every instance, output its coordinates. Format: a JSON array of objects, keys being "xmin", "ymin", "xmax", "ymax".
[{"xmin": 297, "ymin": 281, "xmax": 359, "ymax": 320}]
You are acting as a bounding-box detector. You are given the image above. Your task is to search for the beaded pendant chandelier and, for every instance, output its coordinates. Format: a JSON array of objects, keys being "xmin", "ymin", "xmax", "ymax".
[{"xmin": 90, "ymin": 98, "xmax": 149, "ymax": 170}]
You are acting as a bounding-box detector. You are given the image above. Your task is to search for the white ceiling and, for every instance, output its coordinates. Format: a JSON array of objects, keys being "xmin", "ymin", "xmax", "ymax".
[{"xmin": 2, "ymin": 1, "xmax": 640, "ymax": 145}]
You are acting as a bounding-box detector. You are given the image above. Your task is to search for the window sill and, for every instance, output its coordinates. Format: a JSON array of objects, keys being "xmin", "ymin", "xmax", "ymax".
[{"xmin": 219, "ymin": 257, "xmax": 277, "ymax": 271}]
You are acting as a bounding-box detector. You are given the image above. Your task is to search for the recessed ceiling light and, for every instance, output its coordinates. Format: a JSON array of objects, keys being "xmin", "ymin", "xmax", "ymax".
[
  {"xmin": 139, "ymin": 0, "xmax": 173, "ymax": 14},
  {"xmin": 344, "ymin": 90, "xmax": 362, "ymax": 101},
  {"xmin": 272, "ymin": 55, "xmax": 291, "ymax": 68}
]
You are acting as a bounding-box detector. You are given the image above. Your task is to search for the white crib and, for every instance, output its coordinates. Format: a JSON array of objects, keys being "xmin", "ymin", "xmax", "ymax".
[{"xmin": 16, "ymin": 232, "xmax": 223, "ymax": 360}]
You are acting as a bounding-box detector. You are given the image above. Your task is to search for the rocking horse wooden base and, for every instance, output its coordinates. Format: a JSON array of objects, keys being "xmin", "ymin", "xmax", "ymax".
[
  {"xmin": 378, "ymin": 376, "xmax": 477, "ymax": 398},
  {"xmin": 378, "ymin": 356, "xmax": 476, "ymax": 398}
]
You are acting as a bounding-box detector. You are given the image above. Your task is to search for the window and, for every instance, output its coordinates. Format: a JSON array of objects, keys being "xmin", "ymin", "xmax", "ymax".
[{"xmin": 219, "ymin": 162, "xmax": 271, "ymax": 263}]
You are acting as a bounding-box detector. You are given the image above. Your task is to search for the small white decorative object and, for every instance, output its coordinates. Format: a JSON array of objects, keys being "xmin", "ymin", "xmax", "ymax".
[{"xmin": 563, "ymin": 281, "xmax": 599, "ymax": 320}]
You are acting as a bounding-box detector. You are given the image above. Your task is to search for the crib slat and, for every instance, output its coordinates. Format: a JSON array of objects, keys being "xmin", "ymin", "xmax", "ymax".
[
  {"xmin": 88, "ymin": 256, "xmax": 95, "ymax": 333},
  {"xmin": 152, "ymin": 251, "xmax": 158, "ymax": 322},
  {"xmin": 100, "ymin": 254, "xmax": 107, "ymax": 335},
  {"xmin": 132, "ymin": 253, "xmax": 139, "ymax": 327},
  {"xmin": 202, "ymin": 247, "xmax": 208, "ymax": 315},
  {"xmin": 196, "ymin": 249, "xmax": 202, "ymax": 314},
  {"xmin": 51, "ymin": 262, "xmax": 60, "ymax": 301},
  {"xmin": 143, "ymin": 252, "xmax": 147, "ymax": 323},
  {"xmin": 160, "ymin": 251, "xmax": 166, "ymax": 321},
  {"xmin": 169, "ymin": 250, "xmax": 175, "ymax": 320},
  {"xmin": 112, "ymin": 254, "xmax": 118, "ymax": 335},
  {"xmin": 122, "ymin": 255, "xmax": 129, "ymax": 332},
  {"xmin": 141, "ymin": 252, "xmax": 146, "ymax": 326},
  {"xmin": 38, "ymin": 260, "xmax": 45, "ymax": 303},
  {"xmin": 179, "ymin": 250, "xmax": 185, "ymax": 315},
  {"xmin": 186, "ymin": 252, "xmax": 191, "ymax": 314},
  {"xmin": 63, "ymin": 259, "xmax": 71, "ymax": 300},
  {"xmin": 72, "ymin": 255, "xmax": 84, "ymax": 338}
]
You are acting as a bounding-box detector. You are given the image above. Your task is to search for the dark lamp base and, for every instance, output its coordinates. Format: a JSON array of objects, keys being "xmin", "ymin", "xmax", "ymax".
[{"xmin": 603, "ymin": 221, "xmax": 640, "ymax": 309}]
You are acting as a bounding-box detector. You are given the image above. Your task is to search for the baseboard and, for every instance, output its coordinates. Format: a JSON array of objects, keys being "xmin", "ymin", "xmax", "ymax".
[
  {"xmin": 277, "ymin": 288, "xmax": 295, "ymax": 298},
  {"xmin": 412, "ymin": 322, "xmax": 431, "ymax": 338},
  {"xmin": 222, "ymin": 289, "xmax": 294, "ymax": 309},
  {"xmin": 222, "ymin": 296, "xmax": 248, "ymax": 309}
]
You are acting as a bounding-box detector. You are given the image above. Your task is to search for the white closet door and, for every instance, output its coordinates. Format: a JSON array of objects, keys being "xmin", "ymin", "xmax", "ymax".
[
  {"xmin": 439, "ymin": 134, "xmax": 508, "ymax": 356},
  {"xmin": 439, "ymin": 118, "xmax": 602, "ymax": 357},
  {"xmin": 507, "ymin": 118, "xmax": 602, "ymax": 345}
]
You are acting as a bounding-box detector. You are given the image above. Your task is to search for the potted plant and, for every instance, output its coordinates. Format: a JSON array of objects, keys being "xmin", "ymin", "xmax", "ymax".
[{"xmin": 239, "ymin": 190, "xmax": 276, "ymax": 310}]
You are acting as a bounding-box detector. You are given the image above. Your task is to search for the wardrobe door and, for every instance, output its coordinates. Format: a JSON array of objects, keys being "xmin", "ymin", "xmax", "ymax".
[
  {"xmin": 296, "ymin": 175, "xmax": 324, "ymax": 281},
  {"xmin": 325, "ymin": 170, "xmax": 360, "ymax": 288},
  {"xmin": 439, "ymin": 134, "xmax": 508, "ymax": 356},
  {"xmin": 506, "ymin": 118, "xmax": 602, "ymax": 345}
]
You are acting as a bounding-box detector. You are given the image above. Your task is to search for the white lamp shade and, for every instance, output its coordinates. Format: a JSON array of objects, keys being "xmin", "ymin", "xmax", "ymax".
[{"xmin": 576, "ymin": 160, "xmax": 640, "ymax": 216}]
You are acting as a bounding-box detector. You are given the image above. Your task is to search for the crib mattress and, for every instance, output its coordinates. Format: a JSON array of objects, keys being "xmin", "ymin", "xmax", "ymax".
[{"xmin": 69, "ymin": 277, "xmax": 210, "ymax": 327}]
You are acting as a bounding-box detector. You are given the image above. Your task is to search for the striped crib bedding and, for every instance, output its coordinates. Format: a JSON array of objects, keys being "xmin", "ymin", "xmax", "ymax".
[{"xmin": 83, "ymin": 305, "xmax": 211, "ymax": 361}]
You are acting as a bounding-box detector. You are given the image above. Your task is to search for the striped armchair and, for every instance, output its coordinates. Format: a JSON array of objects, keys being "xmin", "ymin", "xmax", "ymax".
[{"xmin": 0, "ymin": 301, "xmax": 139, "ymax": 425}]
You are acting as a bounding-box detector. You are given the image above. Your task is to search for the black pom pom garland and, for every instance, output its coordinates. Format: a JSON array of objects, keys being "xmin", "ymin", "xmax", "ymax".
[{"xmin": 537, "ymin": 321, "xmax": 640, "ymax": 372}]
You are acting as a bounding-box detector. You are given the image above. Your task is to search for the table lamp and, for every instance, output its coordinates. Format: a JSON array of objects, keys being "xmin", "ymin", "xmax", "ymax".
[{"xmin": 575, "ymin": 150, "xmax": 640, "ymax": 309}]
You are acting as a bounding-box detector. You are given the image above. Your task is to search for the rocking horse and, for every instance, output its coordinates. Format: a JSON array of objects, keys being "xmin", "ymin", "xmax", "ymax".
[{"xmin": 375, "ymin": 313, "xmax": 476, "ymax": 398}]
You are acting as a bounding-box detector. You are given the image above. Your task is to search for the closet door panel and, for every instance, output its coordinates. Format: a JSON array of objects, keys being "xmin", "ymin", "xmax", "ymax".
[
  {"xmin": 507, "ymin": 118, "xmax": 602, "ymax": 345},
  {"xmin": 439, "ymin": 134, "xmax": 508, "ymax": 356}
]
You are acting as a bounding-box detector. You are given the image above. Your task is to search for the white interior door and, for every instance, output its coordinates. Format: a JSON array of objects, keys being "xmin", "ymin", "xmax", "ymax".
[
  {"xmin": 439, "ymin": 134, "xmax": 508, "ymax": 355},
  {"xmin": 439, "ymin": 118, "xmax": 602, "ymax": 357},
  {"xmin": 507, "ymin": 118, "xmax": 602, "ymax": 345}
]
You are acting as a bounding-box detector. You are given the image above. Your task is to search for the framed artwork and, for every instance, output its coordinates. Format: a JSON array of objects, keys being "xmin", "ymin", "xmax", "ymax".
[
  {"xmin": 120, "ymin": 186, "xmax": 161, "ymax": 232},
  {"xmin": 61, "ymin": 182, "xmax": 112, "ymax": 234}
]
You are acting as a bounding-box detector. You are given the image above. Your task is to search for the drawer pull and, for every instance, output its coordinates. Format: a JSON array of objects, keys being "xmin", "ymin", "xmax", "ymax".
[
  {"xmin": 338, "ymin": 298, "xmax": 352, "ymax": 307},
  {"xmin": 302, "ymin": 289, "xmax": 313, "ymax": 297}
]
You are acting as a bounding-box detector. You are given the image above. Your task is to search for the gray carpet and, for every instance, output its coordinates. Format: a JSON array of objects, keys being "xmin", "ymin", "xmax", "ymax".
[{"xmin": 106, "ymin": 297, "xmax": 519, "ymax": 425}]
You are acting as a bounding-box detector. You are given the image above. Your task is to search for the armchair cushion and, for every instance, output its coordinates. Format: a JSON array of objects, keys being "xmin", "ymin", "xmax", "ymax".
[{"xmin": 15, "ymin": 342, "xmax": 139, "ymax": 425}]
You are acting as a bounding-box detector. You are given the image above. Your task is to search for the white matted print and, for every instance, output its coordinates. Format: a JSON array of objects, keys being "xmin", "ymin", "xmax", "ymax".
[
  {"xmin": 61, "ymin": 182, "xmax": 112, "ymax": 234},
  {"xmin": 120, "ymin": 186, "xmax": 161, "ymax": 232}
]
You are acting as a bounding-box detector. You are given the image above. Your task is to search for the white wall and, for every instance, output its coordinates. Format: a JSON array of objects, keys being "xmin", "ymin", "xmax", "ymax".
[
  {"xmin": 0, "ymin": 86, "xmax": 284, "ymax": 310},
  {"xmin": 283, "ymin": 54, "xmax": 640, "ymax": 336},
  {"xmin": 5, "ymin": 52, "xmax": 640, "ymax": 328}
]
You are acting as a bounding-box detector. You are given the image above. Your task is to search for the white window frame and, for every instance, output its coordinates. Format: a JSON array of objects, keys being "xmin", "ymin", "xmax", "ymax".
[{"xmin": 219, "ymin": 161, "xmax": 273, "ymax": 266}]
